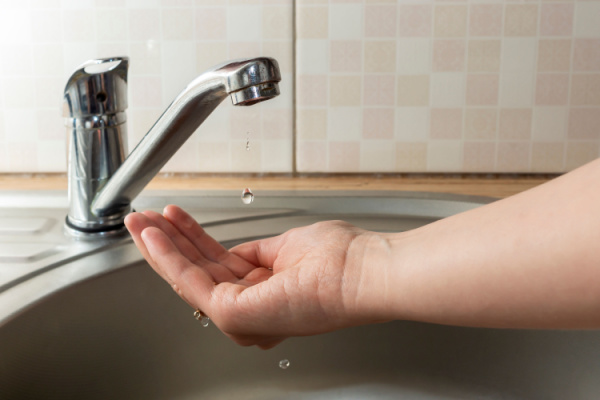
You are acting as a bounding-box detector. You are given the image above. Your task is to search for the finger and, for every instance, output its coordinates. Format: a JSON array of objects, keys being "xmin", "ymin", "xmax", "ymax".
[
  {"xmin": 229, "ymin": 233, "xmax": 287, "ymax": 270},
  {"xmin": 163, "ymin": 205, "xmax": 258, "ymax": 277},
  {"xmin": 124, "ymin": 212, "xmax": 164, "ymax": 277},
  {"xmin": 141, "ymin": 226, "xmax": 214, "ymax": 311},
  {"xmin": 143, "ymin": 210, "xmax": 247, "ymax": 283}
]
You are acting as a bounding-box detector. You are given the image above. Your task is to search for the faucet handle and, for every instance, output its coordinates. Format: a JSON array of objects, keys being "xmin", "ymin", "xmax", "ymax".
[{"xmin": 63, "ymin": 57, "xmax": 129, "ymax": 119}]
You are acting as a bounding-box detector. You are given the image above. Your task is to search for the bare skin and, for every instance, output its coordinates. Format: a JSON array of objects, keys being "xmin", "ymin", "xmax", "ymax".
[{"xmin": 125, "ymin": 158, "xmax": 600, "ymax": 348}]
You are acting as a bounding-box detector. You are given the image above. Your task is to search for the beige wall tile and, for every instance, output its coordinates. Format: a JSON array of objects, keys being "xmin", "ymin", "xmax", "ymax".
[
  {"xmin": 397, "ymin": 75, "xmax": 430, "ymax": 107},
  {"xmin": 396, "ymin": 142, "xmax": 427, "ymax": 172},
  {"xmin": 329, "ymin": 76, "xmax": 362, "ymax": 106},
  {"xmin": 364, "ymin": 41, "xmax": 396, "ymax": 73},
  {"xmin": 298, "ymin": 109, "xmax": 327, "ymax": 140}
]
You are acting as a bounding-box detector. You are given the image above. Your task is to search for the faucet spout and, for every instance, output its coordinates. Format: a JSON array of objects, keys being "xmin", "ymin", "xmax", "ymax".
[{"xmin": 64, "ymin": 57, "xmax": 281, "ymax": 236}]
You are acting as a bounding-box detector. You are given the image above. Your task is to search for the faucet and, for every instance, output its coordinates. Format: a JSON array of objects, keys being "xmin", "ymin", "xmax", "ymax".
[{"xmin": 63, "ymin": 56, "xmax": 281, "ymax": 236}]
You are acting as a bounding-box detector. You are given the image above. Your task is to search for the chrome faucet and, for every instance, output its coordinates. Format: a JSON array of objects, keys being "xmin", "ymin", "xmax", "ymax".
[{"xmin": 63, "ymin": 56, "xmax": 281, "ymax": 236}]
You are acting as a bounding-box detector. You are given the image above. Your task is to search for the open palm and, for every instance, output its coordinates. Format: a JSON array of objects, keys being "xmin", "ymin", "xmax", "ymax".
[{"xmin": 125, "ymin": 205, "xmax": 380, "ymax": 348}]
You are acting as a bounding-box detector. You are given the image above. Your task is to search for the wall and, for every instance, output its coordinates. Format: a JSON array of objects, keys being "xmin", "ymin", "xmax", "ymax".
[{"xmin": 0, "ymin": 0, "xmax": 599, "ymax": 174}]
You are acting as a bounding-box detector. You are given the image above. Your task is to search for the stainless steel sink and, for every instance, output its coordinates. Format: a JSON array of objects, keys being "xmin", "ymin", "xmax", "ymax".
[{"xmin": 1, "ymin": 190, "xmax": 599, "ymax": 399}]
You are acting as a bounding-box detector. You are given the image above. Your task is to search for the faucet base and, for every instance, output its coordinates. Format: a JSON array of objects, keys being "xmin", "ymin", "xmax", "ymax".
[{"xmin": 64, "ymin": 216, "xmax": 128, "ymax": 239}]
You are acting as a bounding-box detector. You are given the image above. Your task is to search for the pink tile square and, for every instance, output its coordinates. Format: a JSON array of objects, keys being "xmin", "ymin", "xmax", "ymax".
[
  {"xmin": 262, "ymin": 109, "xmax": 292, "ymax": 139},
  {"xmin": 568, "ymin": 108, "xmax": 600, "ymax": 140},
  {"xmin": 570, "ymin": 74, "xmax": 600, "ymax": 106},
  {"xmin": 297, "ymin": 75, "xmax": 328, "ymax": 106},
  {"xmin": 365, "ymin": 5, "xmax": 396, "ymax": 38},
  {"xmin": 330, "ymin": 41, "xmax": 362, "ymax": 73},
  {"xmin": 573, "ymin": 39, "xmax": 600, "ymax": 72},
  {"xmin": 466, "ymin": 74, "xmax": 499, "ymax": 106},
  {"xmin": 297, "ymin": 141, "xmax": 327, "ymax": 172},
  {"xmin": 463, "ymin": 142, "xmax": 495, "ymax": 172},
  {"xmin": 540, "ymin": 4, "xmax": 574, "ymax": 37},
  {"xmin": 537, "ymin": 39, "xmax": 571, "ymax": 72},
  {"xmin": 464, "ymin": 108, "xmax": 497, "ymax": 140},
  {"xmin": 497, "ymin": 142, "xmax": 530, "ymax": 172},
  {"xmin": 499, "ymin": 109, "xmax": 532, "ymax": 140},
  {"xmin": 430, "ymin": 108, "xmax": 463, "ymax": 139},
  {"xmin": 433, "ymin": 39, "xmax": 466, "ymax": 72},
  {"xmin": 469, "ymin": 4, "xmax": 502, "ymax": 37},
  {"xmin": 362, "ymin": 108, "xmax": 395, "ymax": 139},
  {"xmin": 398, "ymin": 5, "xmax": 432, "ymax": 37},
  {"xmin": 535, "ymin": 74, "xmax": 569, "ymax": 106},
  {"xmin": 363, "ymin": 75, "xmax": 395, "ymax": 106},
  {"xmin": 328, "ymin": 141, "xmax": 360, "ymax": 172}
]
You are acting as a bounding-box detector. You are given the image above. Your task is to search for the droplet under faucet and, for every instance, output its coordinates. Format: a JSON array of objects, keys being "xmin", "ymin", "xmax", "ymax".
[{"xmin": 63, "ymin": 56, "xmax": 281, "ymax": 236}]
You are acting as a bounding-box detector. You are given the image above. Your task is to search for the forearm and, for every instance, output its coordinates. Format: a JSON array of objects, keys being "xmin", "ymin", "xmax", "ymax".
[{"xmin": 382, "ymin": 159, "xmax": 600, "ymax": 329}]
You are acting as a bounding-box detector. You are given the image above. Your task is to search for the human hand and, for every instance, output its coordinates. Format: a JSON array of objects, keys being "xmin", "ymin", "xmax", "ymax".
[{"xmin": 124, "ymin": 205, "xmax": 391, "ymax": 349}]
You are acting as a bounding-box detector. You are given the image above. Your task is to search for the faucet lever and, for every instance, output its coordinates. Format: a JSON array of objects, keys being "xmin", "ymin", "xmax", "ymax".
[{"xmin": 64, "ymin": 56, "xmax": 281, "ymax": 237}]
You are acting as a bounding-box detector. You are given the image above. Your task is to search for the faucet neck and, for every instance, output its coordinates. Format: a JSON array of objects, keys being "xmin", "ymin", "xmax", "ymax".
[{"xmin": 64, "ymin": 57, "xmax": 281, "ymax": 237}]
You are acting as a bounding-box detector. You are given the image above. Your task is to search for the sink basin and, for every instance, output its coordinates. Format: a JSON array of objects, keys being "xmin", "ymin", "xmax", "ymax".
[{"xmin": 1, "ymin": 190, "xmax": 599, "ymax": 399}]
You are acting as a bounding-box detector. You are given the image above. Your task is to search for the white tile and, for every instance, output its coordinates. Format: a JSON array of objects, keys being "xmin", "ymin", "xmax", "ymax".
[
  {"xmin": 297, "ymin": 40, "xmax": 328, "ymax": 74},
  {"xmin": 262, "ymin": 139, "xmax": 292, "ymax": 172},
  {"xmin": 128, "ymin": 108, "xmax": 164, "ymax": 146},
  {"xmin": 0, "ymin": 10, "xmax": 31, "ymax": 44},
  {"xmin": 575, "ymin": 3, "xmax": 600, "ymax": 37},
  {"xmin": 427, "ymin": 141, "xmax": 462, "ymax": 172},
  {"xmin": 161, "ymin": 8, "xmax": 194, "ymax": 41},
  {"xmin": 500, "ymin": 72, "xmax": 534, "ymax": 107},
  {"xmin": 3, "ymin": 109, "xmax": 38, "ymax": 142},
  {"xmin": 397, "ymin": 39, "xmax": 431, "ymax": 74},
  {"xmin": 96, "ymin": 42, "xmax": 129, "ymax": 59},
  {"xmin": 330, "ymin": 4, "xmax": 363, "ymax": 40},
  {"xmin": 37, "ymin": 140, "xmax": 66, "ymax": 172},
  {"xmin": 327, "ymin": 107, "xmax": 362, "ymax": 141},
  {"xmin": 129, "ymin": 41, "xmax": 161, "ymax": 75},
  {"xmin": 0, "ymin": 45, "xmax": 33, "ymax": 76},
  {"xmin": 30, "ymin": 9, "xmax": 63, "ymax": 43},
  {"xmin": 61, "ymin": 0, "xmax": 94, "ymax": 8},
  {"xmin": 63, "ymin": 10, "xmax": 97, "ymax": 42},
  {"xmin": 161, "ymin": 41, "xmax": 196, "ymax": 105},
  {"xmin": 197, "ymin": 142, "xmax": 231, "ymax": 172},
  {"xmin": 127, "ymin": 0, "xmax": 159, "ymax": 8},
  {"xmin": 63, "ymin": 43, "xmax": 98, "ymax": 76},
  {"xmin": 228, "ymin": 6, "xmax": 261, "ymax": 42},
  {"xmin": 2, "ymin": 77, "xmax": 35, "ymax": 108},
  {"xmin": 502, "ymin": 38, "xmax": 536, "ymax": 72},
  {"xmin": 96, "ymin": 10, "xmax": 128, "ymax": 42},
  {"xmin": 360, "ymin": 141, "xmax": 395, "ymax": 172},
  {"xmin": 395, "ymin": 107, "xmax": 429, "ymax": 141},
  {"xmin": 32, "ymin": 44, "xmax": 64, "ymax": 76},
  {"xmin": 163, "ymin": 140, "xmax": 200, "ymax": 172},
  {"xmin": 231, "ymin": 139, "xmax": 262, "ymax": 172},
  {"xmin": 431, "ymin": 73, "xmax": 465, "ymax": 107},
  {"xmin": 533, "ymin": 107, "xmax": 567, "ymax": 141},
  {"xmin": 36, "ymin": 109, "xmax": 65, "ymax": 141},
  {"xmin": 35, "ymin": 77, "xmax": 63, "ymax": 108},
  {"xmin": 193, "ymin": 107, "xmax": 230, "ymax": 142}
]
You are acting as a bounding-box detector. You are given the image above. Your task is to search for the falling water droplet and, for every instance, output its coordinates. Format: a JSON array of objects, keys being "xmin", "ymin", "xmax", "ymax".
[
  {"xmin": 246, "ymin": 132, "xmax": 251, "ymax": 151},
  {"xmin": 200, "ymin": 316, "xmax": 210, "ymax": 328},
  {"xmin": 279, "ymin": 359, "xmax": 290, "ymax": 370},
  {"xmin": 241, "ymin": 188, "xmax": 254, "ymax": 205}
]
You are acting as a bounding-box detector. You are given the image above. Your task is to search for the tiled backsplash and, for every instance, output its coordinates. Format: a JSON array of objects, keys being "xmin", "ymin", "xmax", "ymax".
[{"xmin": 1, "ymin": 0, "xmax": 599, "ymax": 174}]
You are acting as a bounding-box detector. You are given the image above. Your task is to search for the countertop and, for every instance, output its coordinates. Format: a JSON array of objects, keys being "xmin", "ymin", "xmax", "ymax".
[{"xmin": 0, "ymin": 174, "xmax": 555, "ymax": 199}]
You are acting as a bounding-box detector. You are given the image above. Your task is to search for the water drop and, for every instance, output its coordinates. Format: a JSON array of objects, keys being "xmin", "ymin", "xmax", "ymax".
[
  {"xmin": 200, "ymin": 316, "xmax": 210, "ymax": 328},
  {"xmin": 241, "ymin": 188, "xmax": 254, "ymax": 205},
  {"xmin": 279, "ymin": 359, "xmax": 290, "ymax": 370},
  {"xmin": 246, "ymin": 132, "xmax": 250, "ymax": 151}
]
